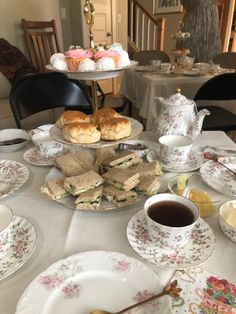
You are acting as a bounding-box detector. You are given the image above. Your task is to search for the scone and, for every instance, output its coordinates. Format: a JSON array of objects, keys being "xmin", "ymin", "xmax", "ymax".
[
  {"xmin": 100, "ymin": 117, "xmax": 132, "ymax": 141},
  {"xmin": 90, "ymin": 107, "xmax": 121, "ymax": 125},
  {"xmin": 56, "ymin": 110, "xmax": 90, "ymax": 128},
  {"xmin": 63, "ymin": 122, "xmax": 101, "ymax": 144}
]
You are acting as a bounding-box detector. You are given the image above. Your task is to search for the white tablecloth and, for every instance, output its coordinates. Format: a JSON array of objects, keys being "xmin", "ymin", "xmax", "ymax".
[{"xmin": 0, "ymin": 131, "xmax": 236, "ymax": 314}]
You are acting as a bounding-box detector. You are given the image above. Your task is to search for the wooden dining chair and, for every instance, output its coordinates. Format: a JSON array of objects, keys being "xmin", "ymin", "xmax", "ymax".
[
  {"xmin": 9, "ymin": 72, "xmax": 93, "ymax": 128},
  {"xmin": 194, "ymin": 73, "xmax": 236, "ymax": 132},
  {"xmin": 132, "ymin": 50, "xmax": 170, "ymax": 65},
  {"xmin": 21, "ymin": 19, "xmax": 61, "ymax": 73}
]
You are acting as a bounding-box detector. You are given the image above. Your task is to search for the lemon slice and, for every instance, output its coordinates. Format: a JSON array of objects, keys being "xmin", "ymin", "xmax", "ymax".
[{"xmin": 176, "ymin": 175, "xmax": 188, "ymax": 195}]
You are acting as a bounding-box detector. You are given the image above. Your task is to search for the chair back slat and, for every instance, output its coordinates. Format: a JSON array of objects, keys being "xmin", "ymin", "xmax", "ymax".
[{"xmin": 21, "ymin": 19, "xmax": 61, "ymax": 73}]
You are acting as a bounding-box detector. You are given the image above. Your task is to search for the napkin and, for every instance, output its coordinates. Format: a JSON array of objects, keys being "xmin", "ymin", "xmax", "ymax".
[{"xmin": 172, "ymin": 267, "xmax": 236, "ymax": 314}]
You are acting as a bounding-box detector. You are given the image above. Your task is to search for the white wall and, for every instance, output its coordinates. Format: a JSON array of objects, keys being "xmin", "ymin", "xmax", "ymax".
[{"xmin": 0, "ymin": 0, "xmax": 63, "ymax": 55}]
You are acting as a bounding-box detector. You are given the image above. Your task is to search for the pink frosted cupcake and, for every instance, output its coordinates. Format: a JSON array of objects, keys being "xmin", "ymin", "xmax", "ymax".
[
  {"xmin": 64, "ymin": 46, "xmax": 93, "ymax": 71},
  {"xmin": 93, "ymin": 49, "xmax": 120, "ymax": 68}
]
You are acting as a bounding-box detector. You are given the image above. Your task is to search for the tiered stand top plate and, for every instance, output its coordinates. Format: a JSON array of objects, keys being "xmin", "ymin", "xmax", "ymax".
[{"xmin": 46, "ymin": 61, "xmax": 138, "ymax": 80}]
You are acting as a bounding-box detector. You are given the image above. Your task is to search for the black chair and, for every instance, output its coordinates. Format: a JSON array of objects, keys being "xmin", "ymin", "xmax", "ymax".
[
  {"xmin": 193, "ymin": 73, "xmax": 236, "ymax": 131},
  {"xmin": 132, "ymin": 50, "xmax": 170, "ymax": 65},
  {"xmin": 212, "ymin": 52, "xmax": 236, "ymax": 69},
  {"xmin": 9, "ymin": 72, "xmax": 93, "ymax": 128}
]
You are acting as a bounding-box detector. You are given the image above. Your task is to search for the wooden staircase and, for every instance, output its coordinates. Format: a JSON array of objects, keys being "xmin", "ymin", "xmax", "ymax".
[{"xmin": 127, "ymin": 0, "xmax": 166, "ymax": 57}]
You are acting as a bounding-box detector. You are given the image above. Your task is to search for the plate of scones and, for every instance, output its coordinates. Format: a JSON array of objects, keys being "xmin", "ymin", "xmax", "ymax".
[
  {"xmin": 40, "ymin": 147, "xmax": 164, "ymax": 211},
  {"xmin": 50, "ymin": 108, "xmax": 143, "ymax": 148}
]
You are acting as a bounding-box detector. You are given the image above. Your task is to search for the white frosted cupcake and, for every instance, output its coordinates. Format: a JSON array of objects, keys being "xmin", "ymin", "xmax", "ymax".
[
  {"xmin": 50, "ymin": 53, "xmax": 68, "ymax": 71},
  {"xmin": 109, "ymin": 42, "xmax": 123, "ymax": 52},
  {"xmin": 78, "ymin": 58, "xmax": 96, "ymax": 71},
  {"xmin": 119, "ymin": 50, "xmax": 131, "ymax": 67},
  {"xmin": 96, "ymin": 57, "xmax": 116, "ymax": 70}
]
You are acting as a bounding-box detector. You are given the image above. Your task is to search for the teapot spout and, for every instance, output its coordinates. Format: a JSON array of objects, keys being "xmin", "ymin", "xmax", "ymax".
[{"xmin": 190, "ymin": 108, "xmax": 210, "ymax": 139}]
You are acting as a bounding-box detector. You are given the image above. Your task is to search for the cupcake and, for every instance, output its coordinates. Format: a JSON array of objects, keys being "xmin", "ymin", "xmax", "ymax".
[
  {"xmin": 93, "ymin": 49, "xmax": 120, "ymax": 68},
  {"xmin": 96, "ymin": 57, "xmax": 116, "ymax": 70},
  {"xmin": 50, "ymin": 53, "xmax": 68, "ymax": 71},
  {"xmin": 64, "ymin": 46, "xmax": 93, "ymax": 71},
  {"xmin": 78, "ymin": 58, "xmax": 96, "ymax": 71}
]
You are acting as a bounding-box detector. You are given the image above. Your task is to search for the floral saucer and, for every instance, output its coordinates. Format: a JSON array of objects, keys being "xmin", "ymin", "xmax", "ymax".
[
  {"xmin": 23, "ymin": 147, "xmax": 69, "ymax": 167},
  {"xmin": 147, "ymin": 149, "xmax": 204, "ymax": 172},
  {"xmin": 0, "ymin": 216, "xmax": 37, "ymax": 280},
  {"xmin": 23, "ymin": 147, "xmax": 55, "ymax": 166},
  {"xmin": 127, "ymin": 209, "xmax": 215, "ymax": 269}
]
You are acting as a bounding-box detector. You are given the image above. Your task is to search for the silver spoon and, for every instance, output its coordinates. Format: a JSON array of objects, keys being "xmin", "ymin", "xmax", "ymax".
[{"xmin": 89, "ymin": 280, "xmax": 181, "ymax": 314}]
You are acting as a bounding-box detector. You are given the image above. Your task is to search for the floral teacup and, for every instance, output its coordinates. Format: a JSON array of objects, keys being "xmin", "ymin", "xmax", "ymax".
[
  {"xmin": 144, "ymin": 193, "xmax": 199, "ymax": 251},
  {"xmin": 159, "ymin": 134, "xmax": 193, "ymax": 167},
  {"xmin": 0, "ymin": 205, "xmax": 13, "ymax": 259},
  {"xmin": 32, "ymin": 133, "xmax": 64, "ymax": 159}
]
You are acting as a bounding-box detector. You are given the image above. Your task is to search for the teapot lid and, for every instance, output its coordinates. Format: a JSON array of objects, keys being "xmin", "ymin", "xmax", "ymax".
[{"xmin": 159, "ymin": 89, "xmax": 195, "ymax": 106}]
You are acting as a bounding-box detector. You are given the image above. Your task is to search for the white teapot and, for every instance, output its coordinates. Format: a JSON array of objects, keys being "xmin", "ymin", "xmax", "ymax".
[{"xmin": 151, "ymin": 89, "xmax": 210, "ymax": 139}]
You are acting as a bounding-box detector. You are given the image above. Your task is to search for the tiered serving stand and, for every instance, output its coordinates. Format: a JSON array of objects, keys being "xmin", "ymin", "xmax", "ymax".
[{"xmin": 46, "ymin": 0, "xmax": 143, "ymax": 211}]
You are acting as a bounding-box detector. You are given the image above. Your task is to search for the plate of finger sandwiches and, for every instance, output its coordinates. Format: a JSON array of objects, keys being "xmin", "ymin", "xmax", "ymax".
[{"xmin": 40, "ymin": 146, "xmax": 164, "ymax": 212}]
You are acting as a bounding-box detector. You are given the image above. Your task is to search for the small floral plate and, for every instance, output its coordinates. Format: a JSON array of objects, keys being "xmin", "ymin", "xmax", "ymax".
[
  {"xmin": 127, "ymin": 209, "xmax": 215, "ymax": 269},
  {"xmin": 0, "ymin": 160, "xmax": 29, "ymax": 198},
  {"xmin": 16, "ymin": 250, "xmax": 172, "ymax": 314},
  {"xmin": 147, "ymin": 150, "xmax": 204, "ymax": 173},
  {"xmin": 0, "ymin": 216, "xmax": 37, "ymax": 280}
]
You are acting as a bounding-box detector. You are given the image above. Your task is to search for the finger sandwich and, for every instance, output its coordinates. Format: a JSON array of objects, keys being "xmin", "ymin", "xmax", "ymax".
[
  {"xmin": 64, "ymin": 170, "xmax": 104, "ymax": 196},
  {"xmin": 40, "ymin": 179, "xmax": 68, "ymax": 200},
  {"xmin": 130, "ymin": 161, "xmax": 162, "ymax": 178},
  {"xmin": 134, "ymin": 175, "xmax": 160, "ymax": 196},
  {"xmin": 75, "ymin": 186, "xmax": 103, "ymax": 210},
  {"xmin": 103, "ymin": 168, "xmax": 139, "ymax": 191},
  {"xmin": 102, "ymin": 150, "xmax": 142, "ymax": 169},
  {"xmin": 103, "ymin": 185, "xmax": 137, "ymax": 207}
]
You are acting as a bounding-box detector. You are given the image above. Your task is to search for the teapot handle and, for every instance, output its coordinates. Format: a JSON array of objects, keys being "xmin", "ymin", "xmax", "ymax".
[
  {"xmin": 151, "ymin": 97, "xmax": 160, "ymax": 119},
  {"xmin": 193, "ymin": 102, "xmax": 198, "ymax": 114}
]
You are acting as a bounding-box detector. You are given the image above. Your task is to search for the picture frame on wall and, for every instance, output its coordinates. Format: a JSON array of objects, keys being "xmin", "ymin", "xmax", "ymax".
[{"xmin": 154, "ymin": 0, "xmax": 183, "ymax": 14}]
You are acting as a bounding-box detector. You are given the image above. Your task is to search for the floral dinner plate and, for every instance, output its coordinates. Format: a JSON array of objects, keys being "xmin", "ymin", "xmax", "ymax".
[
  {"xmin": 0, "ymin": 216, "xmax": 37, "ymax": 281},
  {"xmin": 200, "ymin": 157, "xmax": 236, "ymax": 197},
  {"xmin": 0, "ymin": 160, "xmax": 29, "ymax": 198},
  {"xmin": 127, "ymin": 209, "xmax": 215, "ymax": 269},
  {"xmin": 16, "ymin": 250, "xmax": 172, "ymax": 314}
]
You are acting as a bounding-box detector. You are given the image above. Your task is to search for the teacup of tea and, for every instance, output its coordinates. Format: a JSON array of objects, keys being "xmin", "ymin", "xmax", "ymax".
[
  {"xmin": 150, "ymin": 59, "xmax": 162, "ymax": 68},
  {"xmin": 144, "ymin": 193, "xmax": 199, "ymax": 250},
  {"xmin": 158, "ymin": 134, "xmax": 193, "ymax": 167},
  {"xmin": 32, "ymin": 132, "xmax": 64, "ymax": 159},
  {"xmin": 0, "ymin": 205, "xmax": 13, "ymax": 258}
]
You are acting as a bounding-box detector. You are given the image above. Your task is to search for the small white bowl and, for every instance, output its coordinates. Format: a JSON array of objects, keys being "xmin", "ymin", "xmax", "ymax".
[
  {"xmin": 0, "ymin": 129, "xmax": 30, "ymax": 152},
  {"xmin": 219, "ymin": 200, "xmax": 236, "ymax": 243}
]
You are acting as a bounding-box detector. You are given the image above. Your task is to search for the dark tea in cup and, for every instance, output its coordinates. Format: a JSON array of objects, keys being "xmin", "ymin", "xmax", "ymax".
[{"xmin": 147, "ymin": 200, "xmax": 195, "ymax": 227}]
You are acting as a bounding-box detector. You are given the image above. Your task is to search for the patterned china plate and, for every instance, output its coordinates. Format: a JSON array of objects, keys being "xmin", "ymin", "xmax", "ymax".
[
  {"xmin": 16, "ymin": 251, "xmax": 172, "ymax": 314},
  {"xmin": 23, "ymin": 147, "xmax": 55, "ymax": 166},
  {"xmin": 127, "ymin": 210, "xmax": 215, "ymax": 269},
  {"xmin": 200, "ymin": 157, "xmax": 236, "ymax": 197},
  {"xmin": 0, "ymin": 216, "xmax": 37, "ymax": 280},
  {"xmin": 0, "ymin": 160, "xmax": 29, "ymax": 198},
  {"xmin": 147, "ymin": 150, "xmax": 204, "ymax": 172}
]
